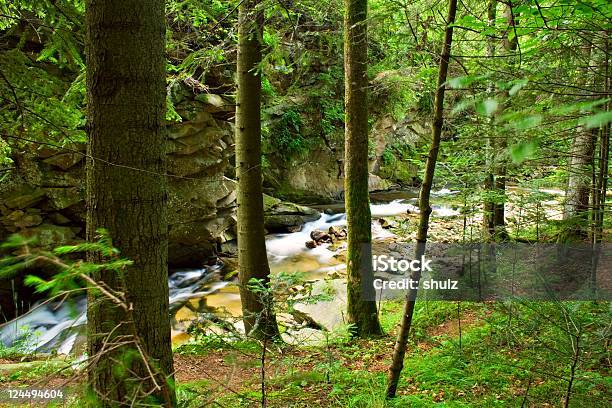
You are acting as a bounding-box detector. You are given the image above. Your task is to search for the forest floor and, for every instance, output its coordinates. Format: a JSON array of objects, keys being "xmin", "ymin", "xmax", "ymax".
[
  {"xmin": 1, "ymin": 299, "xmax": 609, "ymax": 407},
  {"xmin": 170, "ymin": 300, "xmax": 609, "ymax": 407}
]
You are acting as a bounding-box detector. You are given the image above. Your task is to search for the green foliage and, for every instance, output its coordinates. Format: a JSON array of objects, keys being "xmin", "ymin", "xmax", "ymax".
[
  {"xmin": 0, "ymin": 229, "xmax": 131, "ymax": 299},
  {"xmin": 266, "ymin": 108, "xmax": 309, "ymax": 158},
  {"xmin": 0, "ymin": 50, "xmax": 86, "ymax": 146},
  {"xmin": 377, "ymin": 142, "xmax": 418, "ymax": 184},
  {"xmin": 510, "ymin": 140, "xmax": 538, "ymax": 164},
  {"xmin": 320, "ymin": 99, "xmax": 344, "ymax": 137}
]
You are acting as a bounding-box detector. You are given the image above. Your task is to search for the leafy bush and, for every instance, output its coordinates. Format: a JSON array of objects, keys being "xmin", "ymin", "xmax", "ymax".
[{"xmin": 267, "ymin": 109, "xmax": 309, "ymax": 158}]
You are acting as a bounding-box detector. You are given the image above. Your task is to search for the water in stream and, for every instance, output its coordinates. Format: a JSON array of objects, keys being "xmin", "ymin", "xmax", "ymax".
[{"xmin": 0, "ymin": 191, "xmax": 461, "ymax": 354}]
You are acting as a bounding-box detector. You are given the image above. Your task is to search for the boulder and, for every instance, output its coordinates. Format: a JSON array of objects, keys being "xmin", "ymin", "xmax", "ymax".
[
  {"xmin": 169, "ymin": 128, "xmax": 225, "ymax": 155},
  {"xmin": 263, "ymin": 194, "xmax": 320, "ymax": 233},
  {"xmin": 42, "ymin": 152, "xmax": 83, "ymax": 171},
  {"xmin": 20, "ymin": 224, "xmax": 78, "ymax": 247},
  {"xmin": 292, "ymin": 279, "xmax": 347, "ymax": 331},
  {"xmin": 44, "ymin": 187, "xmax": 83, "ymax": 210},
  {"xmin": 3, "ymin": 185, "xmax": 45, "ymax": 209},
  {"xmin": 310, "ymin": 229, "xmax": 331, "ymax": 243},
  {"xmin": 195, "ymin": 93, "xmax": 234, "ymax": 114},
  {"xmin": 168, "ymin": 151, "xmax": 227, "ymax": 177},
  {"xmin": 3, "ymin": 210, "xmax": 43, "ymax": 230},
  {"xmin": 167, "ymin": 176, "xmax": 237, "ymax": 266}
]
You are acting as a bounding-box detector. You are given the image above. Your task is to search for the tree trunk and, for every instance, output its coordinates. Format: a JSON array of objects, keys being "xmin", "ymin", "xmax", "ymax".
[
  {"xmin": 565, "ymin": 128, "xmax": 596, "ymax": 223},
  {"xmin": 562, "ymin": 42, "xmax": 599, "ymax": 242},
  {"xmin": 483, "ymin": 0, "xmax": 497, "ymax": 237},
  {"xmin": 236, "ymin": 0, "xmax": 279, "ymax": 339},
  {"xmin": 85, "ymin": 0, "xmax": 175, "ymax": 406},
  {"xmin": 344, "ymin": 0, "xmax": 383, "ymax": 337},
  {"xmin": 593, "ymin": 40, "xmax": 610, "ymax": 243},
  {"xmin": 491, "ymin": 0, "xmax": 519, "ymax": 240},
  {"xmin": 386, "ymin": 0, "xmax": 458, "ymax": 398}
]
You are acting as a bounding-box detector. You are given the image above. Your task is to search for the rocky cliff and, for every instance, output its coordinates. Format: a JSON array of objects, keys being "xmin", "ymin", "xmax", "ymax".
[{"xmin": 0, "ymin": 92, "xmax": 237, "ymax": 268}]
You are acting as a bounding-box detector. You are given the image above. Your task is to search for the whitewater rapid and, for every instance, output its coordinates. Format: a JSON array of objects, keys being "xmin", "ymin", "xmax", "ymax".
[{"xmin": 0, "ymin": 196, "xmax": 458, "ymax": 354}]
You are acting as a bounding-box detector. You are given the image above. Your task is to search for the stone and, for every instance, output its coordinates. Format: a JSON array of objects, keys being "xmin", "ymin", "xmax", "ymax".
[
  {"xmin": 282, "ymin": 327, "xmax": 326, "ymax": 346},
  {"xmin": 328, "ymin": 226, "xmax": 347, "ymax": 238},
  {"xmin": 216, "ymin": 191, "xmax": 237, "ymax": 209},
  {"xmin": 263, "ymin": 195, "xmax": 320, "ymax": 233},
  {"xmin": 44, "ymin": 187, "xmax": 82, "ymax": 210},
  {"xmin": 196, "ymin": 94, "xmax": 234, "ymax": 113},
  {"xmin": 263, "ymin": 194, "xmax": 282, "ymax": 211},
  {"xmin": 310, "ymin": 229, "xmax": 331, "ymax": 243},
  {"xmin": 11, "ymin": 211, "xmax": 43, "ymax": 229},
  {"xmin": 42, "ymin": 152, "xmax": 83, "ymax": 171},
  {"xmin": 167, "ymin": 177, "xmax": 237, "ymax": 266},
  {"xmin": 292, "ymin": 279, "xmax": 348, "ymax": 331},
  {"xmin": 20, "ymin": 224, "xmax": 77, "ymax": 247},
  {"xmin": 3, "ymin": 185, "xmax": 45, "ymax": 209},
  {"xmin": 378, "ymin": 218, "xmax": 397, "ymax": 229},
  {"xmin": 305, "ymin": 240, "xmax": 317, "ymax": 249},
  {"xmin": 47, "ymin": 212, "xmax": 71, "ymax": 225},
  {"xmin": 40, "ymin": 167, "xmax": 83, "ymax": 188},
  {"xmin": 327, "ymin": 269, "xmax": 343, "ymax": 279},
  {"xmin": 368, "ymin": 173, "xmax": 391, "ymax": 191},
  {"xmin": 168, "ymin": 151, "xmax": 226, "ymax": 177},
  {"xmin": 169, "ymin": 127, "xmax": 226, "ymax": 155}
]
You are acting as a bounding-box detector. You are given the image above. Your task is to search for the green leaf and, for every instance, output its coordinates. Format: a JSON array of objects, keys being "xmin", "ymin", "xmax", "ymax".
[
  {"xmin": 509, "ymin": 115, "xmax": 542, "ymax": 130},
  {"xmin": 451, "ymin": 98, "xmax": 474, "ymax": 115},
  {"xmin": 476, "ymin": 99, "xmax": 499, "ymax": 117},
  {"xmin": 510, "ymin": 140, "xmax": 538, "ymax": 164},
  {"xmin": 582, "ymin": 111, "xmax": 612, "ymax": 129},
  {"xmin": 447, "ymin": 75, "xmax": 486, "ymax": 89},
  {"xmin": 24, "ymin": 275, "xmax": 48, "ymax": 288},
  {"xmin": 509, "ymin": 79, "xmax": 529, "ymax": 96}
]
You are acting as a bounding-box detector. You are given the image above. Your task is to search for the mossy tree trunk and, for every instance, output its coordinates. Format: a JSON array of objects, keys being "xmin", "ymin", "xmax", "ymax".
[
  {"xmin": 344, "ymin": 0, "xmax": 383, "ymax": 338},
  {"xmin": 85, "ymin": 0, "xmax": 175, "ymax": 406},
  {"xmin": 386, "ymin": 0, "xmax": 458, "ymax": 398},
  {"xmin": 236, "ymin": 0, "xmax": 279, "ymax": 339}
]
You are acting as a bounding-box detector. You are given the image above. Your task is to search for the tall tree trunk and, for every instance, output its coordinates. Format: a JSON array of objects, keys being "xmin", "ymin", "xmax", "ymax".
[
  {"xmin": 344, "ymin": 0, "xmax": 382, "ymax": 337},
  {"xmin": 491, "ymin": 0, "xmax": 519, "ymax": 240},
  {"xmin": 565, "ymin": 128, "xmax": 596, "ymax": 224},
  {"xmin": 562, "ymin": 43, "xmax": 599, "ymax": 242},
  {"xmin": 483, "ymin": 0, "xmax": 497, "ymax": 237},
  {"xmin": 593, "ymin": 39, "xmax": 610, "ymax": 243},
  {"xmin": 85, "ymin": 0, "xmax": 175, "ymax": 406},
  {"xmin": 236, "ymin": 0, "xmax": 279, "ymax": 339},
  {"xmin": 386, "ymin": 0, "xmax": 458, "ymax": 398}
]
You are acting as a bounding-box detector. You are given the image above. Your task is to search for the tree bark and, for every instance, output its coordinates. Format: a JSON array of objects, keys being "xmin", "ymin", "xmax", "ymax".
[
  {"xmin": 236, "ymin": 0, "xmax": 279, "ymax": 339},
  {"xmin": 344, "ymin": 0, "xmax": 383, "ymax": 337},
  {"xmin": 562, "ymin": 42, "xmax": 599, "ymax": 242},
  {"xmin": 491, "ymin": 0, "xmax": 519, "ymax": 240},
  {"xmin": 593, "ymin": 40, "xmax": 610, "ymax": 243},
  {"xmin": 386, "ymin": 0, "xmax": 458, "ymax": 398},
  {"xmin": 483, "ymin": 0, "xmax": 497, "ymax": 237},
  {"xmin": 85, "ymin": 0, "xmax": 175, "ymax": 406}
]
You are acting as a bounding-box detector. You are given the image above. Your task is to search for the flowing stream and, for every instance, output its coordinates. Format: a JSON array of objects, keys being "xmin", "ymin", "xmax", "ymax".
[{"xmin": 0, "ymin": 190, "xmax": 461, "ymax": 354}]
